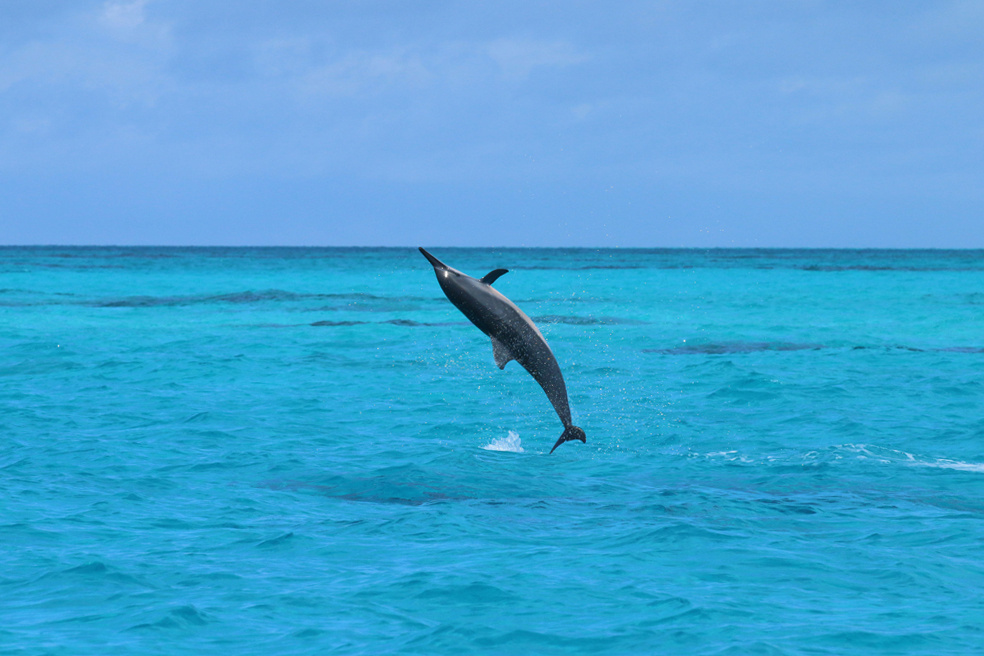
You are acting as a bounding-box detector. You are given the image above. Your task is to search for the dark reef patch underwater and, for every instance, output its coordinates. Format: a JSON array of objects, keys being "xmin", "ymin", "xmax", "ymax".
[{"xmin": 2, "ymin": 246, "xmax": 984, "ymax": 655}]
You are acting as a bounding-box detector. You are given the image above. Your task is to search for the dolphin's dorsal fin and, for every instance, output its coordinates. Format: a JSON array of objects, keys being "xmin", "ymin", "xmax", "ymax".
[
  {"xmin": 480, "ymin": 269, "xmax": 508, "ymax": 285},
  {"xmin": 491, "ymin": 336, "xmax": 514, "ymax": 369}
]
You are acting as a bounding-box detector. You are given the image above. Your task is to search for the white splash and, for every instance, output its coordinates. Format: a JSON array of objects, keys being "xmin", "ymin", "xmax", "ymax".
[{"xmin": 483, "ymin": 431, "xmax": 524, "ymax": 453}]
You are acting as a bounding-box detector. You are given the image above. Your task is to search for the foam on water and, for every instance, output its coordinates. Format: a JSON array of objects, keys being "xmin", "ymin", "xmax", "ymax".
[
  {"xmin": 827, "ymin": 444, "xmax": 984, "ymax": 473},
  {"xmin": 920, "ymin": 459, "xmax": 984, "ymax": 473},
  {"xmin": 699, "ymin": 444, "xmax": 984, "ymax": 475}
]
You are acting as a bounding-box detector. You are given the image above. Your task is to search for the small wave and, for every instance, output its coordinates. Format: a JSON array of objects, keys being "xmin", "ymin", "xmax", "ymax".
[
  {"xmin": 257, "ymin": 531, "xmax": 295, "ymax": 548},
  {"xmin": 851, "ymin": 345, "xmax": 925, "ymax": 352},
  {"xmin": 800, "ymin": 265, "xmax": 898, "ymax": 272},
  {"xmin": 700, "ymin": 450, "xmax": 756, "ymax": 464},
  {"xmin": 646, "ymin": 342, "xmax": 984, "ymax": 355},
  {"xmin": 692, "ymin": 444, "xmax": 984, "ymax": 475},
  {"xmin": 578, "ymin": 265, "xmax": 646, "ymax": 270},
  {"xmin": 483, "ymin": 431, "xmax": 524, "ymax": 453},
  {"xmin": 311, "ymin": 320, "xmax": 369, "ymax": 326},
  {"xmin": 646, "ymin": 341, "xmax": 822, "ymax": 355},
  {"xmin": 851, "ymin": 344, "xmax": 984, "ymax": 354},
  {"xmin": 93, "ymin": 291, "xmax": 299, "ymax": 307},
  {"xmin": 804, "ymin": 444, "xmax": 984, "ymax": 474},
  {"xmin": 916, "ymin": 459, "xmax": 984, "ymax": 473},
  {"xmin": 533, "ymin": 315, "xmax": 646, "ymax": 326},
  {"xmin": 310, "ymin": 319, "xmax": 461, "ymax": 327},
  {"xmin": 91, "ymin": 290, "xmax": 399, "ymax": 308},
  {"xmin": 127, "ymin": 605, "xmax": 211, "ymax": 631},
  {"xmin": 519, "ymin": 264, "xmax": 646, "ymax": 271}
]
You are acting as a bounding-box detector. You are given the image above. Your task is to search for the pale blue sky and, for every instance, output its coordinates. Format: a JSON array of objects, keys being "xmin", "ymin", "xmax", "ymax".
[{"xmin": 2, "ymin": 1, "xmax": 982, "ymax": 246}]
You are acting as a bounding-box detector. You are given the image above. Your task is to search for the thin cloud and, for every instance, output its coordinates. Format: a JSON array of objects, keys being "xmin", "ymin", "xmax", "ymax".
[
  {"xmin": 297, "ymin": 48, "xmax": 433, "ymax": 98},
  {"xmin": 101, "ymin": 0, "xmax": 148, "ymax": 30},
  {"xmin": 486, "ymin": 38, "xmax": 589, "ymax": 79}
]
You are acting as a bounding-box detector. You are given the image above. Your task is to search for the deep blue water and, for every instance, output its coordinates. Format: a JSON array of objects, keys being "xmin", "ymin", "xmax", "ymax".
[{"xmin": 2, "ymin": 246, "xmax": 984, "ymax": 655}]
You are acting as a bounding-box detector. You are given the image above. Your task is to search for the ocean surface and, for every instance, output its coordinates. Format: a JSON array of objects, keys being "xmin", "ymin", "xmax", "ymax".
[{"xmin": 2, "ymin": 246, "xmax": 983, "ymax": 655}]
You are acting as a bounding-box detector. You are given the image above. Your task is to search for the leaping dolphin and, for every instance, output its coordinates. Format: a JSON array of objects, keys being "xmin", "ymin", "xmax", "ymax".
[{"xmin": 419, "ymin": 247, "xmax": 586, "ymax": 453}]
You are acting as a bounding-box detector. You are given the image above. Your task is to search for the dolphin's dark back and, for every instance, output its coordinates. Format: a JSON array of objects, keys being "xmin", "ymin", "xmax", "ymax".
[{"xmin": 419, "ymin": 247, "xmax": 585, "ymax": 453}]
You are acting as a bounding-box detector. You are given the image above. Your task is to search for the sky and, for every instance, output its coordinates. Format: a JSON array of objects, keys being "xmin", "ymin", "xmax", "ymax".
[{"xmin": 1, "ymin": 0, "xmax": 982, "ymax": 247}]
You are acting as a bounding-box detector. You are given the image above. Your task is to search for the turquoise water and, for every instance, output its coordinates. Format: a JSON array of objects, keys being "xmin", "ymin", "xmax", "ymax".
[{"xmin": 2, "ymin": 247, "xmax": 984, "ymax": 655}]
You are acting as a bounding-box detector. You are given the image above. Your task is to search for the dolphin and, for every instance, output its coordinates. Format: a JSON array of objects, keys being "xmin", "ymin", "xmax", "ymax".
[{"xmin": 419, "ymin": 247, "xmax": 586, "ymax": 453}]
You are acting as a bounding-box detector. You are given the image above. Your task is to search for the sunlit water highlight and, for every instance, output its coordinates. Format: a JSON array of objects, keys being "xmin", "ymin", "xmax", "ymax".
[{"xmin": 2, "ymin": 247, "xmax": 984, "ymax": 655}]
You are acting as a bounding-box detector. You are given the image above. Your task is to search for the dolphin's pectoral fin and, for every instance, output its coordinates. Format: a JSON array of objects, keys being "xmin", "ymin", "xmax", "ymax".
[
  {"xmin": 491, "ymin": 336, "xmax": 515, "ymax": 369},
  {"xmin": 480, "ymin": 269, "xmax": 509, "ymax": 285}
]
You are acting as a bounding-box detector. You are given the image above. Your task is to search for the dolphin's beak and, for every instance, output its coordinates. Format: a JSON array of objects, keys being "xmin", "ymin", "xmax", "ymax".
[{"xmin": 418, "ymin": 247, "xmax": 448, "ymax": 270}]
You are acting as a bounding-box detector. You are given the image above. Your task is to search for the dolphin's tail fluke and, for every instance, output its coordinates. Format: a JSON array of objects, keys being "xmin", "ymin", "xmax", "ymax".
[{"xmin": 550, "ymin": 425, "xmax": 586, "ymax": 454}]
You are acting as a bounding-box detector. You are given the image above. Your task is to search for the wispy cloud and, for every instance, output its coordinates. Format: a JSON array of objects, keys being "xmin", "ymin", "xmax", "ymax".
[
  {"xmin": 296, "ymin": 48, "xmax": 433, "ymax": 98},
  {"xmin": 101, "ymin": 0, "xmax": 148, "ymax": 30},
  {"xmin": 0, "ymin": 1, "xmax": 171, "ymax": 102},
  {"xmin": 486, "ymin": 38, "xmax": 589, "ymax": 79},
  {"xmin": 258, "ymin": 36, "xmax": 588, "ymax": 100}
]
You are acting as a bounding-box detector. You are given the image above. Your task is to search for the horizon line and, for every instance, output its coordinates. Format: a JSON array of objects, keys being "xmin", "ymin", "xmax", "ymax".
[{"xmin": 2, "ymin": 244, "xmax": 984, "ymax": 251}]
